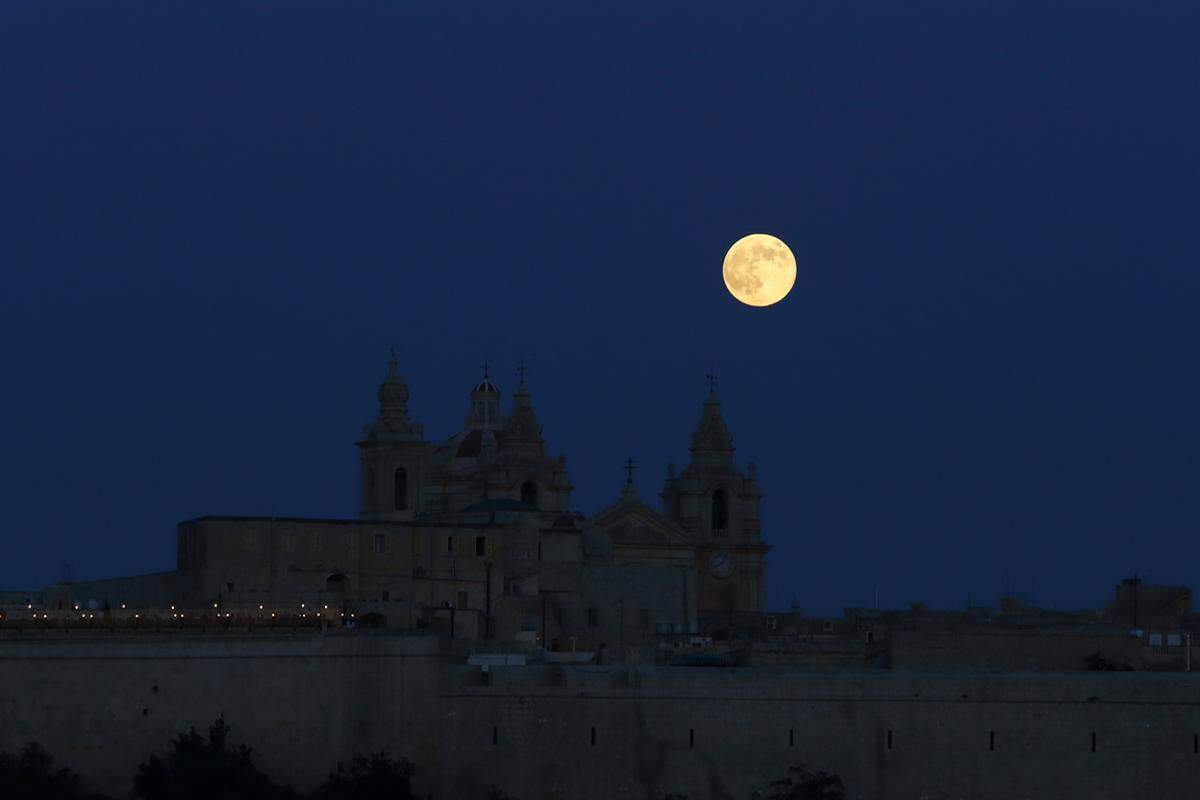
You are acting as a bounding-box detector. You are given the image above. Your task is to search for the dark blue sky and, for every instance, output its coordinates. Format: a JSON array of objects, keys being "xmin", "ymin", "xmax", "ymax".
[{"xmin": 3, "ymin": 2, "xmax": 1199, "ymax": 614}]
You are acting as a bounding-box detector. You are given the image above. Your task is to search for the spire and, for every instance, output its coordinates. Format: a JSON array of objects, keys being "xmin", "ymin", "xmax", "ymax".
[
  {"xmin": 689, "ymin": 383, "xmax": 734, "ymax": 465},
  {"xmin": 502, "ymin": 372, "xmax": 544, "ymax": 448},
  {"xmin": 362, "ymin": 351, "xmax": 423, "ymax": 442},
  {"xmin": 377, "ymin": 350, "xmax": 410, "ymax": 420}
]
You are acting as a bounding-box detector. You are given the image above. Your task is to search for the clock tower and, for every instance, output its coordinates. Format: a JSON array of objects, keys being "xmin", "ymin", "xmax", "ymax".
[{"xmin": 660, "ymin": 381, "xmax": 768, "ymax": 624}]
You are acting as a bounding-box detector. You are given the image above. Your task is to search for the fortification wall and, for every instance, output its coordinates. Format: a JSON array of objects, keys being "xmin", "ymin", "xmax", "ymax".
[
  {"xmin": 0, "ymin": 632, "xmax": 444, "ymax": 796},
  {"xmin": 2, "ymin": 632, "xmax": 1199, "ymax": 799}
]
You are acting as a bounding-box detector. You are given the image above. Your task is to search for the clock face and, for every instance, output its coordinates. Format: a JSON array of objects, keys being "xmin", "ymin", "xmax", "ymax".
[{"xmin": 708, "ymin": 551, "xmax": 735, "ymax": 579}]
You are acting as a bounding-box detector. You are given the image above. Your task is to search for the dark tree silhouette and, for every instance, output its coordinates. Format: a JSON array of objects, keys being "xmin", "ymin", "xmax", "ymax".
[
  {"xmin": 0, "ymin": 742, "xmax": 110, "ymax": 800},
  {"xmin": 762, "ymin": 764, "xmax": 845, "ymax": 800},
  {"xmin": 482, "ymin": 790, "xmax": 519, "ymax": 800},
  {"xmin": 132, "ymin": 716, "xmax": 294, "ymax": 800},
  {"xmin": 310, "ymin": 752, "xmax": 425, "ymax": 800}
]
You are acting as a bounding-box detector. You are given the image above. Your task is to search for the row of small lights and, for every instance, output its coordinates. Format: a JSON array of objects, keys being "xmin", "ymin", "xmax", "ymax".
[{"xmin": 11, "ymin": 601, "xmax": 356, "ymax": 619}]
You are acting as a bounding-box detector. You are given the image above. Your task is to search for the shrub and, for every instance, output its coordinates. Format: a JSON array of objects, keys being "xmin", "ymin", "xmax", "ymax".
[
  {"xmin": 762, "ymin": 763, "xmax": 845, "ymax": 800},
  {"xmin": 132, "ymin": 716, "xmax": 294, "ymax": 800},
  {"xmin": 311, "ymin": 751, "xmax": 425, "ymax": 800},
  {"xmin": 0, "ymin": 742, "xmax": 111, "ymax": 800}
]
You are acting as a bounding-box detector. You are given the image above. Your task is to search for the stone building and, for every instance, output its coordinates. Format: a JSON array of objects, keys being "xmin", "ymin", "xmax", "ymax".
[{"xmin": 39, "ymin": 357, "xmax": 770, "ymax": 647}]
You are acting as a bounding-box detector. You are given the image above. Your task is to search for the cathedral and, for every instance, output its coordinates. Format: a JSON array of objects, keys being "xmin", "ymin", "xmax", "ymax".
[{"xmin": 49, "ymin": 357, "xmax": 771, "ymax": 648}]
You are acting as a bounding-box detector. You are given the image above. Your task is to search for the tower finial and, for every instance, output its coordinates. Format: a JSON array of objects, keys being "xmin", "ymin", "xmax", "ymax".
[
  {"xmin": 481, "ymin": 360, "xmax": 490, "ymax": 380},
  {"xmin": 517, "ymin": 360, "xmax": 526, "ymax": 387},
  {"xmin": 705, "ymin": 369, "xmax": 718, "ymax": 397},
  {"xmin": 623, "ymin": 457, "xmax": 637, "ymax": 485}
]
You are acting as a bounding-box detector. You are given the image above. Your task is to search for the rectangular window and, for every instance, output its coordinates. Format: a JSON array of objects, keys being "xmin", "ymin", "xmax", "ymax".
[
  {"xmin": 1091, "ymin": 732, "xmax": 1096, "ymax": 753},
  {"xmin": 374, "ymin": 534, "xmax": 385, "ymax": 555},
  {"xmin": 381, "ymin": 590, "xmax": 389, "ymax": 602},
  {"xmin": 457, "ymin": 590, "xmax": 468, "ymax": 609},
  {"xmin": 475, "ymin": 536, "xmax": 486, "ymax": 556},
  {"xmin": 689, "ymin": 728, "xmax": 694, "ymax": 749},
  {"xmin": 989, "ymin": 731, "xmax": 995, "ymax": 751},
  {"xmin": 447, "ymin": 536, "xmax": 455, "ymax": 554},
  {"xmin": 554, "ymin": 606, "xmax": 564, "ymax": 627},
  {"xmin": 887, "ymin": 730, "xmax": 893, "ymax": 750},
  {"xmin": 789, "ymin": 729, "xmax": 794, "ymax": 747},
  {"xmin": 492, "ymin": 726, "xmax": 498, "ymax": 746},
  {"xmin": 587, "ymin": 608, "xmax": 599, "ymax": 628},
  {"xmin": 639, "ymin": 609, "xmax": 651, "ymax": 627},
  {"xmin": 591, "ymin": 727, "xmax": 596, "ymax": 746}
]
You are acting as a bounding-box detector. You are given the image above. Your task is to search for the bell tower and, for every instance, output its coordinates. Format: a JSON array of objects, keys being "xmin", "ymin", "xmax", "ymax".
[
  {"xmin": 661, "ymin": 376, "xmax": 767, "ymax": 619},
  {"xmin": 358, "ymin": 353, "xmax": 426, "ymax": 521}
]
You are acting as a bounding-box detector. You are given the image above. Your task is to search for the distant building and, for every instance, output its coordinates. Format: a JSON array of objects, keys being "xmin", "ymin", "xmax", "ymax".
[{"xmin": 35, "ymin": 357, "xmax": 770, "ymax": 645}]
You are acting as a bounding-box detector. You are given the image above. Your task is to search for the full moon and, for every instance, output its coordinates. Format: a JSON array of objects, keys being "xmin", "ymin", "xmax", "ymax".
[{"xmin": 722, "ymin": 233, "xmax": 796, "ymax": 307}]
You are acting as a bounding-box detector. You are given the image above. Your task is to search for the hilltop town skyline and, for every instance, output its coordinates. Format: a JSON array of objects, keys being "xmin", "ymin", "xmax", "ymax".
[{"xmin": 4, "ymin": 2, "xmax": 1199, "ymax": 618}]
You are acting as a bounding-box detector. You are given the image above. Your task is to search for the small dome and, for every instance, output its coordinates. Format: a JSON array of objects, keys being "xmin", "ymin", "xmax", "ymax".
[{"xmin": 472, "ymin": 378, "xmax": 500, "ymax": 394}]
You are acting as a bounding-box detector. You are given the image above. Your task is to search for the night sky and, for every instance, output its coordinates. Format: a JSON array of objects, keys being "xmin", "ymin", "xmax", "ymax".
[{"xmin": 3, "ymin": 2, "xmax": 1199, "ymax": 615}]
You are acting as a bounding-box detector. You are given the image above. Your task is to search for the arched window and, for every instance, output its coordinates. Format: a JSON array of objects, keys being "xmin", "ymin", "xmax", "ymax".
[
  {"xmin": 394, "ymin": 467, "xmax": 407, "ymax": 511},
  {"xmin": 520, "ymin": 481, "xmax": 538, "ymax": 509},
  {"xmin": 711, "ymin": 489, "xmax": 728, "ymax": 533}
]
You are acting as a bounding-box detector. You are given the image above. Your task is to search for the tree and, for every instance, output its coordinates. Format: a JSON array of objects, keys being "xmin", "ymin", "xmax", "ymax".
[
  {"xmin": 761, "ymin": 764, "xmax": 845, "ymax": 800},
  {"xmin": 311, "ymin": 752, "xmax": 425, "ymax": 800},
  {"xmin": 0, "ymin": 742, "xmax": 111, "ymax": 800},
  {"xmin": 132, "ymin": 716, "xmax": 294, "ymax": 800},
  {"xmin": 482, "ymin": 790, "xmax": 520, "ymax": 800}
]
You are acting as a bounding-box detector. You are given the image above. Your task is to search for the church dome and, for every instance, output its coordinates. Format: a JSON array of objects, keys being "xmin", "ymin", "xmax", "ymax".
[
  {"xmin": 456, "ymin": 428, "xmax": 502, "ymax": 458},
  {"xmin": 473, "ymin": 378, "xmax": 499, "ymax": 394}
]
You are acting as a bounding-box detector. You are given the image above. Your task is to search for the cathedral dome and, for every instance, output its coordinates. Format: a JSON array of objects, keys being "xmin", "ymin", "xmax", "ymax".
[
  {"xmin": 456, "ymin": 428, "xmax": 502, "ymax": 458},
  {"xmin": 473, "ymin": 378, "xmax": 499, "ymax": 394}
]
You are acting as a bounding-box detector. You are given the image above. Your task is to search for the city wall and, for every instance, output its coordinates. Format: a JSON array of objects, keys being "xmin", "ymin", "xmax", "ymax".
[{"xmin": 1, "ymin": 631, "xmax": 1199, "ymax": 799}]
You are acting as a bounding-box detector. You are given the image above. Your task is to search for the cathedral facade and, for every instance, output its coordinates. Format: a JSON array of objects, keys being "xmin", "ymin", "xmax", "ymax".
[{"xmin": 46, "ymin": 358, "xmax": 771, "ymax": 648}]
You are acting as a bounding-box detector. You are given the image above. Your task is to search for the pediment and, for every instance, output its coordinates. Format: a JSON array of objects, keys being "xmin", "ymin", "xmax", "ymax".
[{"xmin": 592, "ymin": 499, "xmax": 698, "ymax": 549}]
